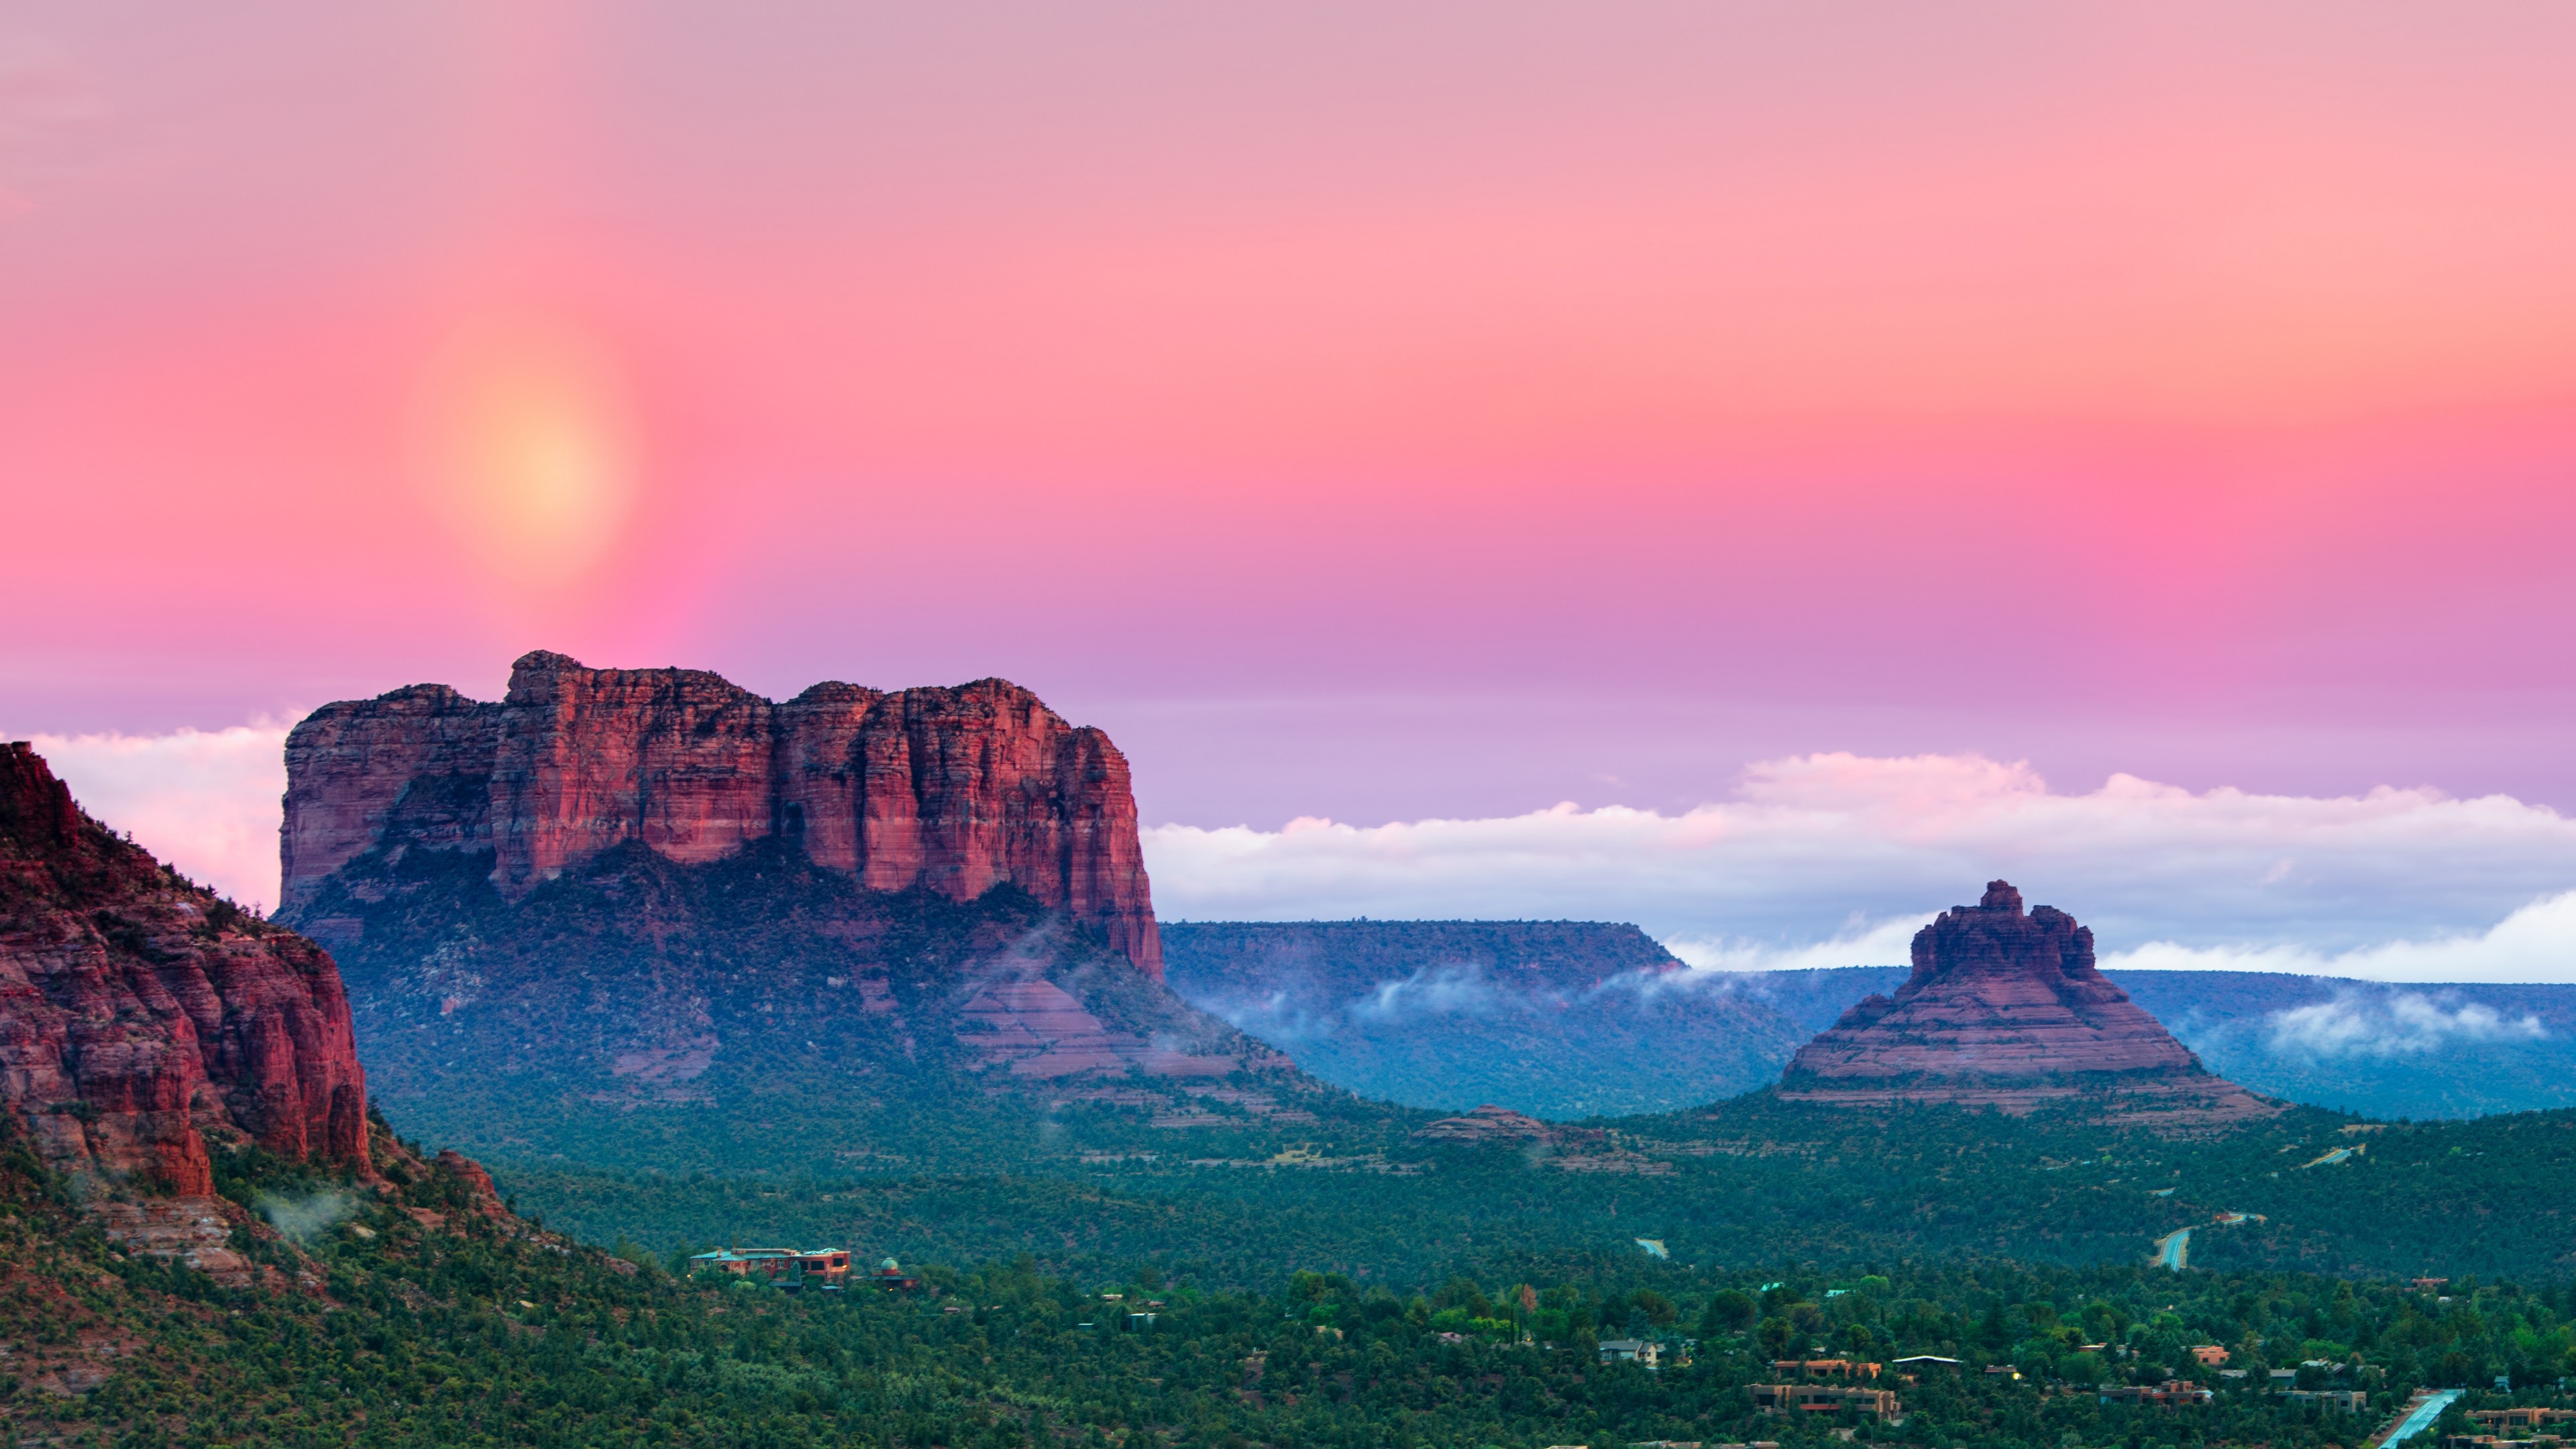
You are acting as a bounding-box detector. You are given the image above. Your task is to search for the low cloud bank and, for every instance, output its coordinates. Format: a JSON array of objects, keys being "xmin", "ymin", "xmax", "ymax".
[
  {"xmin": 256, "ymin": 1189, "xmax": 356, "ymax": 1243},
  {"xmin": 16, "ymin": 727, "xmax": 291, "ymax": 912},
  {"xmin": 12, "ymin": 728, "xmax": 2576, "ymax": 983},
  {"xmin": 1148, "ymin": 753, "xmax": 2576, "ymax": 981},
  {"xmin": 1664, "ymin": 917, "xmax": 1933, "ymax": 974},
  {"xmin": 2104, "ymin": 890, "xmax": 2576, "ymax": 983},
  {"xmin": 1348, "ymin": 963, "xmax": 1507, "ymax": 1024},
  {"xmin": 2261, "ymin": 991, "xmax": 2548, "ymax": 1057}
]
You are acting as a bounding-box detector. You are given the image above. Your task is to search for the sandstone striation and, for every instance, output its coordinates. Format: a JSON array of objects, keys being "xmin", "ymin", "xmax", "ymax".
[
  {"xmin": 0, "ymin": 743, "xmax": 370, "ymax": 1193},
  {"xmin": 282, "ymin": 651, "xmax": 1162, "ymax": 977},
  {"xmin": 1777, "ymin": 881, "xmax": 2277, "ymax": 1128}
]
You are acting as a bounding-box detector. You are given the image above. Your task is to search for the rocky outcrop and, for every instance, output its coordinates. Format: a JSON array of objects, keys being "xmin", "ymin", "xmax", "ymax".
[
  {"xmin": 431, "ymin": 1148, "xmax": 513, "ymax": 1221},
  {"xmin": 0, "ymin": 743, "xmax": 370, "ymax": 1193},
  {"xmin": 282, "ymin": 652, "xmax": 1162, "ymax": 977},
  {"xmin": 1777, "ymin": 881, "xmax": 2277, "ymax": 1128},
  {"xmin": 1412, "ymin": 1105, "xmax": 1559, "ymax": 1143}
]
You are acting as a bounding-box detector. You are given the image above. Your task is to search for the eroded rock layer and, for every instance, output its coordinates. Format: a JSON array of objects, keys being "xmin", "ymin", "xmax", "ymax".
[
  {"xmin": 0, "ymin": 743, "xmax": 370, "ymax": 1193},
  {"xmin": 282, "ymin": 651, "xmax": 1162, "ymax": 977},
  {"xmin": 1778, "ymin": 881, "xmax": 2277, "ymax": 1128}
]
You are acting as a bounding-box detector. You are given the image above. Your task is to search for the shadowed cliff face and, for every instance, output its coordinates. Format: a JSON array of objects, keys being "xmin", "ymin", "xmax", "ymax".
[
  {"xmin": 1780, "ymin": 880, "xmax": 2279, "ymax": 1130},
  {"xmin": 0, "ymin": 743, "xmax": 369, "ymax": 1193},
  {"xmin": 295, "ymin": 835, "xmax": 1299, "ymax": 1177},
  {"xmin": 280, "ymin": 651, "xmax": 1161, "ymax": 977}
]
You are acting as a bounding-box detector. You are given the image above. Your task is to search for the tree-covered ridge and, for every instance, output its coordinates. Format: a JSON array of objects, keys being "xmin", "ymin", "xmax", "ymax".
[
  {"xmin": 1159, "ymin": 920, "xmax": 1809, "ymax": 1118},
  {"xmin": 492, "ymin": 1096, "xmax": 2576, "ymax": 1293}
]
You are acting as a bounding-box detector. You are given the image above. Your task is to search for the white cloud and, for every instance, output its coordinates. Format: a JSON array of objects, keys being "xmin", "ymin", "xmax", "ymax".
[
  {"xmin": 2261, "ymin": 991, "xmax": 2549, "ymax": 1057},
  {"xmin": 1663, "ymin": 916, "xmax": 1931, "ymax": 973},
  {"xmin": 1146, "ymin": 752, "xmax": 2576, "ymax": 982},
  {"xmin": 15, "ymin": 727, "xmax": 290, "ymax": 912},
  {"xmin": 1348, "ymin": 963, "xmax": 1505, "ymax": 1023},
  {"xmin": 2105, "ymin": 890, "xmax": 2576, "ymax": 984}
]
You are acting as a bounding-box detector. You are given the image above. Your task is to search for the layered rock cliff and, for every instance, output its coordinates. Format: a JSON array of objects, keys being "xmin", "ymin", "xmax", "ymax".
[
  {"xmin": 1778, "ymin": 881, "xmax": 2277, "ymax": 1128},
  {"xmin": 0, "ymin": 743, "xmax": 370, "ymax": 1193},
  {"xmin": 282, "ymin": 651, "xmax": 1161, "ymax": 977}
]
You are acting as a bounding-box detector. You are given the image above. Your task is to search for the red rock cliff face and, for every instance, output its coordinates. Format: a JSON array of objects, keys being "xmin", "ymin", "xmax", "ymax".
[
  {"xmin": 1779, "ymin": 881, "xmax": 2275, "ymax": 1126},
  {"xmin": 282, "ymin": 652, "xmax": 1163, "ymax": 977},
  {"xmin": 0, "ymin": 743, "xmax": 370, "ymax": 1193}
]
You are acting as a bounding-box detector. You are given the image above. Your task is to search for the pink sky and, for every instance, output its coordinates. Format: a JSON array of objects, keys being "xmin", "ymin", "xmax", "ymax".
[{"xmin": 8, "ymin": 1, "xmax": 2576, "ymax": 835}]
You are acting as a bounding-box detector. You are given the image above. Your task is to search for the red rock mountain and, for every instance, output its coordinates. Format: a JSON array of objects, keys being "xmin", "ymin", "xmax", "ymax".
[
  {"xmin": 1778, "ymin": 881, "xmax": 2276, "ymax": 1128},
  {"xmin": 282, "ymin": 651, "xmax": 1163, "ymax": 977},
  {"xmin": 0, "ymin": 743, "xmax": 370, "ymax": 1193}
]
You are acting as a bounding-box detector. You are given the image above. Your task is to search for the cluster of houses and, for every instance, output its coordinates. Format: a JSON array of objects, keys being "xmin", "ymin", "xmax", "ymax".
[
  {"xmin": 1746, "ymin": 1358, "xmax": 1911, "ymax": 1422},
  {"xmin": 685, "ymin": 1246, "xmax": 922, "ymax": 1292},
  {"xmin": 2439, "ymin": 1406, "xmax": 2576, "ymax": 1449}
]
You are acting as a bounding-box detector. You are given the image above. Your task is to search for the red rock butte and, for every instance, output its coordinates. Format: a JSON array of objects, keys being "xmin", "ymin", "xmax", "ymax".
[
  {"xmin": 0, "ymin": 742, "xmax": 370, "ymax": 1193},
  {"xmin": 1777, "ymin": 880, "xmax": 2277, "ymax": 1129},
  {"xmin": 280, "ymin": 652, "xmax": 1163, "ymax": 977}
]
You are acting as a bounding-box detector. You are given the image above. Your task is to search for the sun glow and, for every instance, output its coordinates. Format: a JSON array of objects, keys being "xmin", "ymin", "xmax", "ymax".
[{"xmin": 413, "ymin": 315, "xmax": 639, "ymax": 590}]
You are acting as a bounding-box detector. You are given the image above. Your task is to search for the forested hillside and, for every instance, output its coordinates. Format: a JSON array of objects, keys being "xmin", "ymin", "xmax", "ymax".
[
  {"xmin": 9, "ymin": 1104, "xmax": 2569, "ymax": 1448},
  {"xmin": 498, "ymin": 1095, "xmax": 2576, "ymax": 1291}
]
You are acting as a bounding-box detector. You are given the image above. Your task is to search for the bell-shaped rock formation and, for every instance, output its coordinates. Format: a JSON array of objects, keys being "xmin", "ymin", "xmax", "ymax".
[
  {"xmin": 0, "ymin": 743, "xmax": 370, "ymax": 1193},
  {"xmin": 281, "ymin": 651, "xmax": 1162, "ymax": 977},
  {"xmin": 1778, "ymin": 881, "xmax": 2277, "ymax": 1129}
]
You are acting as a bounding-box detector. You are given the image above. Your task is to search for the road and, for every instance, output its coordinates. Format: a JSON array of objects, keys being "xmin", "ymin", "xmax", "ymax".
[
  {"xmin": 2153, "ymin": 1228, "xmax": 2191, "ymax": 1271},
  {"xmin": 2377, "ymin": 1389, "xmax": 2464, "ymax": 1448}
]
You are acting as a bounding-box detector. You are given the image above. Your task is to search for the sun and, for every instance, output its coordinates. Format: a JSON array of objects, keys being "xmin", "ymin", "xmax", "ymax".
[{"xmin": 413, "ymin": 313, "xmax": 639, "ymax": 590}]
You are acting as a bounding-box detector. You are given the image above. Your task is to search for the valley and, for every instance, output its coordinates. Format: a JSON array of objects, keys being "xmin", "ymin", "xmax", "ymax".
[{"xmin": 4, "ymin": 668, "xmax": 2572, "ymax": 1447}]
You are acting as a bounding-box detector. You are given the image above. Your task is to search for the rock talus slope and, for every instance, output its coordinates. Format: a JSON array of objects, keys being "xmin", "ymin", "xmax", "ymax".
[
  {"xmin": 1778, "ymin": 880, "xmax": 2277, "ymax": 1128},
  {"xmin": 0, "ymin": 742, "xmax": 370, "ymax": 1193},
  {"xmin": 282, "ymin": 651, "xmax": 1161, "ymax": 977}
]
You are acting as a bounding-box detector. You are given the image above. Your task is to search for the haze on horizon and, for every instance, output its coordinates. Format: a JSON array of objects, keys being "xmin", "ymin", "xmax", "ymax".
[{"xmin": 7, "ymin": 3, "xmax": 2576, "ymax": 977}]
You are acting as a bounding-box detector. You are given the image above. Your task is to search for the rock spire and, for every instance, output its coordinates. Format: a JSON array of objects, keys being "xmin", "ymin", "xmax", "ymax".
[{"xmin": 1778, "ymin": 879, "xmax": 2277, "ymax": 1128}]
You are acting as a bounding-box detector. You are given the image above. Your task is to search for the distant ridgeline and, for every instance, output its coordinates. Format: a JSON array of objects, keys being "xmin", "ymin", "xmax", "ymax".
[
  {"xmin": 1167, "ymin": 918, "xmax": 2576, "ymax": 1122},
  {"xmin": 1159, "ymin": 920, "xmax": 1807, "ymax": 1118}
]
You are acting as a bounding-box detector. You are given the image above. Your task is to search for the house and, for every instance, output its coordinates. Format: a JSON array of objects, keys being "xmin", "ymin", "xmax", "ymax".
[
  {"xmin": 688, "ymin": 1247, "xmax": 798, "ymax": 1277},
  {"xmin": 2472, "ymin": 1409, "xmax": 2576, "ymax": 1431},
  {"xmin": 2190, "ymin": 1346, "xmax": 2230, "ymax": 1366},
  {"xmin": 792, "ymin": 1248, "xmax": 851, "ymax": 1281},
  {"xmin": 687, "ymin": 1246, "xmax": 857, "ymax": 1282},
  {"xmin": 1984, "ymin": 1366, "xmax": 2022, "ymax": 1381},
  {"xmin": 2100, "ymin": 1381, "xmax": 2213, "ymax": 1407},
  {"xmin": 865, "ymin": 1256, "xmax": 923, "ymax": 1292},
  {"xmin": 1890, "ymin": 1356, "xmax": 1960, "ymax": 1372},
  {"xmin": 2441, "ymin": 1438, "xmax": 2567, "ymax": 1449},
  {"xmin": 1770, "ymin": 1360, "xmax": 1880, "ymax": 1381},
  {"xmin": 2280, "ymin": 1389, "xmax": 2369, "ymax": 1413},
  {"xmin": 1748, "ymin": 1384, "xmax": 1902, "ymax": 1420},
  {"xmin": 1599, "ymin": 1339, "xmax": 1662, "ymax": 1367}
]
